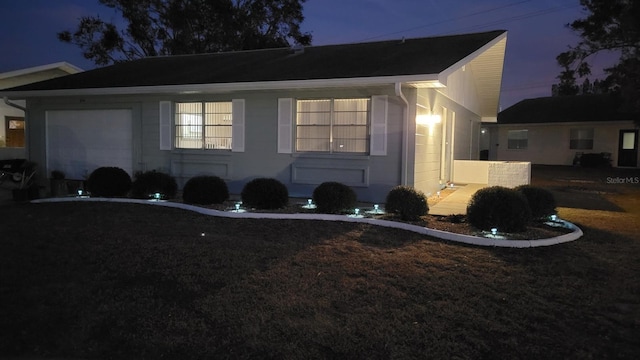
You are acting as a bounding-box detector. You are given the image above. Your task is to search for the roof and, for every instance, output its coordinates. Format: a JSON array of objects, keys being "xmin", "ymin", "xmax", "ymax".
[
  {"xmin": 1, "ymin": 30, "xmax": 505, "ymax": 96},
  {"xmin": 0, "ymin": 62, "xmax": 83, "ymax": 90},
  {"xmin": 497, "ymin": 95, "xmax": 640, "ymax": 124}
]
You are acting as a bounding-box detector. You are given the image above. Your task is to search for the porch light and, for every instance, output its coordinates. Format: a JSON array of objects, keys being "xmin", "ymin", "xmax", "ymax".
[{"xmin": 416, "ymin": 114, "xmax": 442, "ymax": 125}]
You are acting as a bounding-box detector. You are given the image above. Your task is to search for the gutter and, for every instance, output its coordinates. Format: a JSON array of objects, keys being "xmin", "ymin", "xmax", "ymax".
[
  {"xmin": 3, "ymin": 96, "xmax": 26, "ymax": 111},
  {"xmin": 395, "ymin": 82, "xmax": 409, "ymax": 186}
]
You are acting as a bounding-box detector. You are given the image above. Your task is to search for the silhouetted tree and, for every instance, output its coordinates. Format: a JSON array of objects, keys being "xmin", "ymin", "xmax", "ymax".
[
  {"xmin": 58, "ymin": 0, "xmax": 312, "ymax": 66},
  {"xmin": 553, "ymin": 0, "xmax": 640, "ymax": 123}
]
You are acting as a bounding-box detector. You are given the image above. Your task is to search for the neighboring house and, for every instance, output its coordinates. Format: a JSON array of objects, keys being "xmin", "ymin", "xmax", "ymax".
[
  {"xmin": 483, "ymin": 95, "xmax": 640, "ymax": 168},
  {"xmin": 0, "ymin": 30, "xmax": 507, "ymax": 202},
  {"xmin": 0, "ymin": 62, "xmax": 83, "ymax": 160}
]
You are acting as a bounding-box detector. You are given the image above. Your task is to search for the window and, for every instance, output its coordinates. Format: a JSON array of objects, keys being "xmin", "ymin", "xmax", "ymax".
[
  {"xmin": 2, "ymin": 117, "xmax": 25, "ymax": 148},
  {"xmin": 296, "ymin": 98, "xmax": 369, "ymax": 153},
  {"xmin": 175, "ymin": 102, "xmax": 232, "ymax": 149},
  {"xmin": 507, "ymin": 129, "xmax": 528, "ymax": 149},
  {"xmin": 570, "ymin": 128, "xmax": 594, "ymax": 150}
]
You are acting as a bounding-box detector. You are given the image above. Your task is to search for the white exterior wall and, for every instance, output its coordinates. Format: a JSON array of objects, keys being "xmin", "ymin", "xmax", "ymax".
[
  {"xmin": 25, "ymin": 87, "xmax": 405, "ymax": 203},
  {"xmin": 494, "ymin": 121, "xmax": 636, "ymax": 167}
]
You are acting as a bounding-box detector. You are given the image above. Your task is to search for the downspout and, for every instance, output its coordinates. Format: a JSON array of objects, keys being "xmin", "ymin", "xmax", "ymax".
[
  {"xmin": 4, "ymin": 96, "xmax": 26, "ymax": 111},
  {"xmin": 395, "ymin": 82, "xmax": 409, "ymax": 186}
]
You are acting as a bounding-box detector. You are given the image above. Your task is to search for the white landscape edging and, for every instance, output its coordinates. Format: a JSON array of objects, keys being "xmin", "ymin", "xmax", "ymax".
[{"xmin": 32, "ymin": 197, "xmax": 583, "ymax": 248}]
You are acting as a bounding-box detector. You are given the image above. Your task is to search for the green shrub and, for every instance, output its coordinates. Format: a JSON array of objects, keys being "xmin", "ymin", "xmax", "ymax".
[
  {"xmin": 580, "ymin": 153, "xmax": 611, "ymax": 167},
  {"xmin": 312, "ymin": 182, "xmax": 357, "ymax": 214},
  {"xmin": 182, "ymin": 175, "xmax": 229, "ymax": 205},
  {"xmin": 466, "ymin": 186, "xmax": 531, "ymax": 232},
  {"xmin": 385, "ymin": 186, "xmax": 429, "ymax": 221},
  {"xmin": 241, "ymin": 178, "xmax": 289, "ymax": 209},
  {"xmin": 514, "ymin": 185, "xmax": 556, "ymax": 221},
  {"xmin": 86, "ymin": 167, "xmax": 132, "ymax": 197},
  {"xmin": 130, "ymin": 170, "xmax": 178, "ymax": 199}
]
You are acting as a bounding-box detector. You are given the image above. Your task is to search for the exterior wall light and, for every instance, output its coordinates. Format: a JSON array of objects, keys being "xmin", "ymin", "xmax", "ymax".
[{"xmin": 416, "ymin": 114, "xmax": 442, "ymax": 125}]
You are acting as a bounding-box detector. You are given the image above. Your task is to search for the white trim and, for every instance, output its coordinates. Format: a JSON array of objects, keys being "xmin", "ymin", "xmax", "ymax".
[
  {"xmin": 0, "ymin": 75, "xmax": 442, "ymax": 99},
  {"xmin": 159, "ymin": 101, "xmax": 172, "ymax": 150},
  {"xmin": 231, "ymin": 99, "xmax": 245, "ymax": 152},
  {"xmin": 370, "ymin": 95, "xmax": 388, "ymax": 156},
  {"xmin": 277, "ymin": 98, "xmax": 293, "ymax": 154}
]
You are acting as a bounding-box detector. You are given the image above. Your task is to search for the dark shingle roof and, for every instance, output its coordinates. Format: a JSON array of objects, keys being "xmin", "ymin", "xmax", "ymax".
[
  {"xmin": 7, "ymin": 30, "xmax": 505, "ymax": 92},
  {"xmin": 497, "ymin": 95, "xmax": 640, "ymax": 124}
]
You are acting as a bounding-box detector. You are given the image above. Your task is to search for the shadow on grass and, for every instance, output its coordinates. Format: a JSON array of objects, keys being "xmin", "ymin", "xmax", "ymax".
[{"xmin": 1, "ymin": 201, "xmax": 639, "ymax": 359}]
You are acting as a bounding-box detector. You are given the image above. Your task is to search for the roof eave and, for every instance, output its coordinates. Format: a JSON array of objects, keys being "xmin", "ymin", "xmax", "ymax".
[{"xmin": 0, "ymin": 74, "xmax": 443, "ymax": 98}]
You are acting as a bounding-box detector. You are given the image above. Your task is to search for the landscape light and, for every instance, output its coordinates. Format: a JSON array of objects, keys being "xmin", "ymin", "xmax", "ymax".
[
  {"xmin": 550, "ymin": 214, "xmax": 558, "ymax": 221},
  {"xmin": 308, "ymin": 199, "xmax": 313, "ymax": 206},
  {"xmin": 374, "ymin": 204, "xmax": 379, "ymax": 212},
  {"xmin": 77, "ymin": 189, "xmax": 83, "ymax": 196},
  {"xmin": 235, "ymin": 203, "xmax": 241, "ymax": 211},
  {"xmin": 153, "ymin": 192, "xmax": 162, "ymax": 200},
  {"xmin": 491, "ymin": 228, "xmax": 498, "ymax": 236}
]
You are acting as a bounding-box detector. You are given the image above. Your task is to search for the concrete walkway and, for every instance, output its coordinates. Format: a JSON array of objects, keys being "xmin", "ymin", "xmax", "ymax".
[{"xmin": 429, "ymin": 183, "xmax": 486, "ymax": 216}]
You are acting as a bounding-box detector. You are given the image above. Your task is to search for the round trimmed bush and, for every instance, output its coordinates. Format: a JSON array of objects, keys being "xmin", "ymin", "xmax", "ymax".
[
  {"xmin": 312, "ymin": 182, "xmax": 357, "ymax": 214},
  {"xmin": 241, "ymin": 178, "xmax": 289, "ymax": 209},
  {"xmin": 385, "ymin": 186, "xmax": 429, "ymax": 221},
  {"xmin": 182, "ymin": 175, "xmax": 229, "ymax": 205},
  {"xmin": 514, "ymin": 185, "xmax": 556, "ymax": 221},
  {"xmin": 466, "ymin": 186, "xmax": 531, "ymax": 232},
  {"xmin": 131, "ymin": 170, "xmax": 178, "ymax": 199},
  {"xmin": 86, "ymin": 166, "xmax": 132, "ymax": 197}
]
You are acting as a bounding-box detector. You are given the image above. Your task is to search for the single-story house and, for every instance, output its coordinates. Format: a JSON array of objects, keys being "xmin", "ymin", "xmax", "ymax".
[
  {"xmin": 482, "ymin": 95, "xmax": 639, "ymax": 168},
  {"xmin": 1, "ymin": 62, "xmax": 83, "ymax": 160},
  {"xmin": 0, "ymin": 30, "xmax": 507, "ymax": 202}
]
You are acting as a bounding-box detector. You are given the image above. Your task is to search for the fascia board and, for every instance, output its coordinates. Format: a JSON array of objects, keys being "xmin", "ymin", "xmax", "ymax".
[{"xmin": 0, "ymin": 74, "xmax": 441, "ymax": 99}]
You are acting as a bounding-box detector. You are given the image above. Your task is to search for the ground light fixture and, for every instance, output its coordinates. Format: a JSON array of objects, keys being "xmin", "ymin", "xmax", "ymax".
[
  {"xmin": 491, "ymin": 228, "xmax": 498, "ymax": 236},
  {"xmin": 302, "ymin": 199, "xmax": 317, "ymax": 209}
]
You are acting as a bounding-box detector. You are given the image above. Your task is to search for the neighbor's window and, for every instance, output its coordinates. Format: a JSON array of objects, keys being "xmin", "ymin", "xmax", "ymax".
[
  {"xmin": 296, "ymin": 98, "xmax": 369, "ymax": 153},
  {"xmin": 570, "ymin": 128, "xmax": 594, "ymax": 150},
  {"xmin": 175, "ymin": 102, "xmax": 232, "ymax": 149},
  {"xmin": 507, "ymin": 129, "xmax": 528, "ymax": 149},
  {"xmin": 1, "ymin": 117, "xmax": 25, "ymax": 148}
]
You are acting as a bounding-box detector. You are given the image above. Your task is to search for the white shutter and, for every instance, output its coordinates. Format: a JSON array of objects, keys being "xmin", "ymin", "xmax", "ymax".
[
  {"xmin": 159, "ymin": 101, "xmax": 172, "ymax": 150},
  {"xmin": 370, "ymin": 95, "xmax": 388, "ymax": 156},
  {"xmin": 278, "ymin": 98, "xmax": 293, "ymax": 153},
  {"xmin": 232, "ymin": 99, "xmax": 245, "ymax": 152}
]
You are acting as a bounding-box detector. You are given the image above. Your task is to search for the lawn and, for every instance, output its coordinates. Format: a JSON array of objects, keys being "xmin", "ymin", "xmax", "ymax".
[{"xmin": 1, "ymin": 166, "xmax": 639, "ymax": 359}]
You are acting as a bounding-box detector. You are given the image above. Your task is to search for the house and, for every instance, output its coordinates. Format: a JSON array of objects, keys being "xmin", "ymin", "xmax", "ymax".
[
  {"xmin": 483, "ymin": 95, "xmax": 640, "ymax": 168},
  {"xmin": 0, "ymin": 62, "xmax": 83, "ymax": 160},
  {"xmin": 0, "ymin": 30, "xmax": 507, "ymax": 202}
]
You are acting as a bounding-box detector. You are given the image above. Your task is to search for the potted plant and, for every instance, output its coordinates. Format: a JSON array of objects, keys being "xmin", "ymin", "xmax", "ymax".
[
  {"xmin": 50, "ymin": 170, "xmax": 67, "ymax": 197},
  {"xmin": 12, "ymin": 161, "xmax": 38, "ymax": 201}
]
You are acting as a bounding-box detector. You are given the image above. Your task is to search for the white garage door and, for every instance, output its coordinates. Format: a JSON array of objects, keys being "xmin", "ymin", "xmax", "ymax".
[{"xmin": 46, "ymin": 109, "xmax": 133, "ymax": 180}]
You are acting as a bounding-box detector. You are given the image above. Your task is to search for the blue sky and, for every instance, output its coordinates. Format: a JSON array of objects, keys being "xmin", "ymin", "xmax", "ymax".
[{"xmin": 0, "ymin": 0, "xmax": 618, "ymax": 109}]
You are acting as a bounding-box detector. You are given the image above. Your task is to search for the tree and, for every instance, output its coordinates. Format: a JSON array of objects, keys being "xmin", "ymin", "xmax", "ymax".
[
  {"xmin": 58, "ymin": 0, "xmax": 312, "ymax": 66},
  {"xmin": 554, "ymin": 0, "xmax": 640, "ymax": 118}
]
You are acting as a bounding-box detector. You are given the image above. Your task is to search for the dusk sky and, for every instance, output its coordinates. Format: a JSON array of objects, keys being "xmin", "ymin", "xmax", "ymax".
[{"xmin": 0, "ymin": 0, "xmax": 618, "ymax": 109}]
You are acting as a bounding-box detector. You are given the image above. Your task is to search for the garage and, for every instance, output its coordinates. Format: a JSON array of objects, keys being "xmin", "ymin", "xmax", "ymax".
[{"xmin": 46, "ymin": 109, "xmax": 133, "ymax": 180}]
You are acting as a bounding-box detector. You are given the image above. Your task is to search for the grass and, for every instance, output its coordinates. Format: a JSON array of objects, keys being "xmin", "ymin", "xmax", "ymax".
[{"xmin": 1, "ymin": 165, "xmax": 639, "ymax": 359}]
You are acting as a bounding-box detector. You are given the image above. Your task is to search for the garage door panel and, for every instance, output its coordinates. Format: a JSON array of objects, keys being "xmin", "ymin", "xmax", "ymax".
[{"xmin": 46, "ymin": 110, "xmax": 133, "ymax": 180}]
